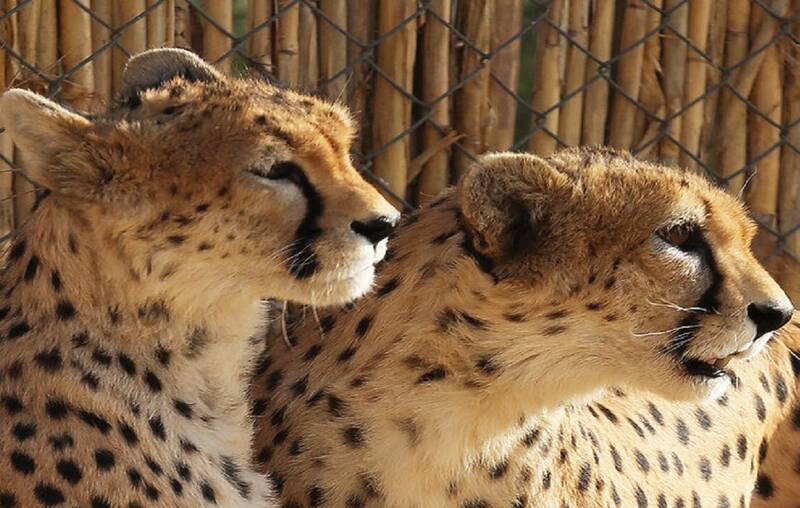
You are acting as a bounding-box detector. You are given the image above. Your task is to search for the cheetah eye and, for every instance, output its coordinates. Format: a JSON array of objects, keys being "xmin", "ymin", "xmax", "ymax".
[
  {"xmin": 657, "ymin": 223, "xmax": 702, "ymax": 252},
  {"xmin": 247, "ymin": 161, "xmax": 305, "ymax": 187}
]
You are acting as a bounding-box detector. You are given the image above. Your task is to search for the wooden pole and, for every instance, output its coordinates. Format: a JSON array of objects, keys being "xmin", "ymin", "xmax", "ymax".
[
  {"xmin": 0, "ymin": 6, "xmax": 13, "ymax": 235},
  {"xmin": 346, "ymin": 0, "xmax": 374, "ymax": 154},
  {"xmin": 60, "ymin": 0, "xmax": 94, "ymax": 109},
  {"xmin": 779, "ymin": 0, "xmax": 800, "ymax": 299},
  {"xmin": 659, "ymin": 0, "xmax": 689, "ymax": 165},
  {"xmin": 608, "ymin": 0, "xmax": 646, "ymax": 149},
  {"xmin": 37, "ymin": 0, "xmax": 57, "ymax": 75},
  {"xmin": 174, "ymin": 0, "xmax": 193, "ymax": 49},
  {"xmin": 718, "ymin": 0, "xmax": 751, "ymax": 192},
  {"xmin": 631, "ymin": 0, "xmax": 664, "ymax": 158},
  {"xmin": 319, "ymin": 0, "xmax": 347, "ymax": 99},
  {"xmin": 277, "ymin": 0, "xmax": 300, "ymax": 86},
  {"xmin": 91, "ymin": 0, "xmax": 113, "ymax": 107},
  {"xmin": 372, "ymin": 0, "xmax": 417, "ymax": 198},
  {"xmin": 581, "ymin": 0, "xmax": 615, "ymax": 146},
  {"xmin": 113, "ymin": 1, "xmax": 147, "ymax": 93},
  {"xmin": 248, "ymin": 0, "xmax": 274, "ymax": 74},
  {"xmin": 529, "ymin": 0, "xmax": 563, "ymax": 155},
  {"xmin": 486, "ymin": 0, "xmax": 522, "ymax": 151},
  {"xmin": 453, "ymin": 0, "xmax": 492, "ymax": 178},
  {"xmin": 147, "ymin": 0, "xmax": 168, "ymax": 49},
  {"xmin": 298, "ymin": 0, "xmax": 319, "ymax": 88},
  {"xmin": 558, "ymin": 0, "xmax": 588, "ymax": 147},
  {"xmin": 678, "ymin": 0, "xmax": 712, "ymax": 172},
  {"xmin": 203, "ymin": 1, "xmax": 232, "ymax": 74},
  {"xmin": 418, "ymin": 0, "xmax": 453, "ymax": 201},
  {"xmin": 698, "ymin": 0, "xmax": 727, "ymax": 171}
]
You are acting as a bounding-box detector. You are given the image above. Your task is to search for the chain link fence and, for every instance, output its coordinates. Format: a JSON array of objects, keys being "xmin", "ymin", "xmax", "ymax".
[{"xmin": 1, "ymin": 0, "xmax": 799, "ymax": 296}]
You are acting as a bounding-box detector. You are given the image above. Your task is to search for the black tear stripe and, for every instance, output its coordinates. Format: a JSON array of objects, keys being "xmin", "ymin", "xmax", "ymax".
[
  {"xmin": 286, "ymin": 165, "xmax": 325, "ymax": 279},
  {"xmin": 664, "ymin": 229, "xmax": 723, "ymax": 365}
]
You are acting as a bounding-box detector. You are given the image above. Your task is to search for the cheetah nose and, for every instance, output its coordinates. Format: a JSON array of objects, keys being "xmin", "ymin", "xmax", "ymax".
[
  {"xmin": 747, "ymin": 301, "xmax": 794, "ymax": 338},
  {"xmin": 351, "ymin": 217, "xmax": 397, "ymax": 245}
]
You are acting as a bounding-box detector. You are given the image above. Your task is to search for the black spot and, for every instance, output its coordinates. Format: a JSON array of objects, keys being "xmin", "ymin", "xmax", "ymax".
[
  {"xmin": 270, "ymin": 406, "xmax": 286, "ymax": 426},
  {"xmin": 127, "ymin": 467, "xmax": 142, "ymax": 487},
  {"xmin": 377, "ymin": 276, "xmax": 400, "ymax": 297},
  {"xmin": 290, "ymin": 376, "xmax": 309, "ymax": 397},
  {"xmin": 201, "ymin": 481, "xmax": 217, "ymax": 503},
  {"xmin": 337, "ymin": 347, "xmax": 357, "ymax": 363},
  {"xmin": 78, "ymin": 410, "xmax": 111, "ymax": 434},
  {"xmin": 33, "ymin": 484, "xmax": 64, "ymax": 506},
  {"xmin": 417, "ymin": 366, "xmax": 447, "ymax": 383},
  {"xmin": 56, "ymin": 459, "xmax": 82, "ymax": 485},
  {"xmin": 174, "ymin": 399, "xmax": 193, "ymax": 419},
  {"xmin": 304, "ymin": 344, "xmax": 323, "ymax": 361},
  {"xmin": 635, "ymin": 485, "xmax": 647, "ymax": 508},
  {"xmin": 755, "ymin": 394, "xmax": 766, "ymax": 421},
  {"xmin": 33, "ymin": 347, "xmax": 62, "ymax": 372},
  {"xmin": 56, "ymin": 300, "xmax": 76, "ymax": 320},
  {"xmin": 610, "ymin": 445, "xmax": 623, "ymax": 472},
  {"xmin": 356, "ymin": 316, "xmax": 373, "ymax": 338},
  {"xmin": 635, "ymin": 450, "xmax": 650, "ymax": 473},
  {"xmin": 327, "ymin": 394, "xmax": 346, "ymax": 417},
  {"xmin": 737, "ymin": 435, "xmax": 747, "ymax": 460},
  {"xmin": 44, "ymin": 399, "xmax": 69, "ymax": 420},
  {"xmin": 11, "ymin": 422, "xmax": 36, "ymax": 441},
  {"xmin": 95, "ymin": 449, "xmax": 115, "ymax": 470},
  {"xmin": 775, "ymin": 374, "xmax": 788, "ymax": 403},
  {"xmin": 48, "ymin": 433, "xmax": 74, "ymax": 451},
  {"xmin": 720, "ymin": 444, "xmax": 731, "ymax": 467},
  {"xmin": 522, "ymin": 427, "xmax": 541, "ymax": 447},
  {"xmin": 118, "ymin": 353, "xmax": 137, "ymax": 376},
  {"xmin": 755, "ymin": 474, "xmax": 774, "ymax": 498},
  {"xmin": 24, "ymin": 255, "xmax": 39, "ymax": 281},
  {"xmin": 155, "ymin": 345, "xmax": 172, "ymax": 365},
  {"xmin": 10, "ymin": 450, "xmax": 35, "ymax": 474},
  {"xmin": 144, "ymin": 370, "xmax": 163, "ymax": 392},
  {"xmin": 695, "ymin": 408, "xmax": 712, "ymax": 429},
  {"xmin": 344, "ymin": 425, "xmax": 364, "ymax": 447},
  {"xmin": 1, "ymin": 395, "xmax": 23, "ymax": 415},
  {"xmin": 71, "ymin": 331, "xmax": 89, "ymax": 348},
  {"xmin": 150, "ymin": 415, "xmax": 167, "ymax": 440},
  {"xmin": 167, "ymin": 235, "xmax": 187, "ymax": 245},
  {"xmin": 176, "ymin": 462, "xmax": 192, "ymax": 481},
  {"xmin": 92, "ymin": 348, "xmax": 112, "ymax": 366},
  {"xmin": 7, "ymin": 321, "xmax": 31, "ymax": 339},
  {"xmin": 308, "ymin": 485, "xmax": 326, "ymax": 507},
  {"xmin": 596, "ymin": 404, "xmax": 618, "ymax": 424},
  {"xmin": 759, "ymin": 439, "xmax": 768, "ymax": 462},
  {"xmin": 9, "ymin": 240, "xmax": 25, "ymax": 261},
  {"xmin": 699, "ymin": 457, "xmax": 712, "ymax": 481},
  {"xmin": 50, "ymin": 271, "xmax": 62, "ymax": 292},
  {"xmin": 221, "ymin": 456, "xmax": 251, "ymax": 499},
  {"xmin": 81, "ymin": 370, "xmax": 100, "ymax": 390},
  {"xmin": 577, "ymin": 463, "xmax": 592, "ymax": 491},
  {"xmin": 91, "ymin": 497, "xmax": 111, "ymax": 508},
  {"xmin": 676, "ymin": 418, "xmax": 690, "ymax": 445},
  {"xmin": 119, "ymin": 422, "xmax": 139, "ymax": 445},
  {"xmin": 250, "ymin": 398, "xmax": 268, "ymax": 417}
]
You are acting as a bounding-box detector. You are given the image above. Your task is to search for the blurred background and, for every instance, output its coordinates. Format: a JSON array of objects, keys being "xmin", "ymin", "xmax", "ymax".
[{"xmin": 0, "ymin": 0, "xmax": 799, "ymax": 299}]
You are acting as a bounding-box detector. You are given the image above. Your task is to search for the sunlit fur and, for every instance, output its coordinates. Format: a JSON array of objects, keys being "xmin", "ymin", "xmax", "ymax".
[
  {"xmin": 251, "ymin": 148, "xmax": 796, "ymax": 507},
  {"xmin": 0, "ymin": 49, "xmax": 395, "ymax": 507}
]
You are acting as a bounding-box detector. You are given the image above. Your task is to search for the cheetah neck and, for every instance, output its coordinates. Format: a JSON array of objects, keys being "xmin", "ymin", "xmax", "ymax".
[
  {"xmin": 1, "ymin": 199, "xmax": 266, "ymax": 457},
  {"xmin": 257, "ymin": 197, "xmax": 617, "ymax": 503}
]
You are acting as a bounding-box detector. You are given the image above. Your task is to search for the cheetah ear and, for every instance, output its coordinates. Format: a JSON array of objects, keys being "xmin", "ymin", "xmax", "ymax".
[
  {"xmin": 0, "ymin": 88, "xmax": 94, "ymax": 191},
  {"xmin": 121, "ymin": 48, "xmax": 224, "ymax": 96},
  {"xmin": 457, "ymin": 153, "xmax": 572, "ymax": 260}
]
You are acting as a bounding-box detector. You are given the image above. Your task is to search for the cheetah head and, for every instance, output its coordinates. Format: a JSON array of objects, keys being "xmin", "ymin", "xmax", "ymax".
[
  {"xmin": 458, "ymin": 148, "xmax": 793, "ymax": 401},
  {"xmin": 0, "ymin": 49, "xmax": 398, "ymax": 308}
]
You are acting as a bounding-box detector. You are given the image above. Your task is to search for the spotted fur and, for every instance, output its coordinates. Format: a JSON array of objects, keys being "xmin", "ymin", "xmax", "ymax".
[
  {"xmin": 0, "ymin": 49, "xmax": 396, "ymax": 507},
  {"xmin": 251, "ymin": 148, "xmax": 795, "ymax": 507}
]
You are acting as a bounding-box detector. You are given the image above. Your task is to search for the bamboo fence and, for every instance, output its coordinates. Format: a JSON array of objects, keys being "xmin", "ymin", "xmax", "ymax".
[{"xmin": 1, "ymin": 0, "xmax": 800, "ymax": 297}]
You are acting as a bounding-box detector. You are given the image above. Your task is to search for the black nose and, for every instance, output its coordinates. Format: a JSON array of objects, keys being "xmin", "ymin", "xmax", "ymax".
[
  {"xmin": 351, "ymin": 217, "xmax": 396, "ymax": 245},
  {"xmin": 747, "ymin": 302, "xmax": 794, "ymax": 338}
]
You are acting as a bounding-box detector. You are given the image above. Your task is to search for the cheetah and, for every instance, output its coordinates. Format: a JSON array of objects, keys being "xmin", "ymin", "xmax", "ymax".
[
  {"xmin": 0, "ymin": 48, "xmax": 398, "ymax": 507},
  {"xmin": 250, "ymin": 148, "xmax": 796, "ymax": 507}
]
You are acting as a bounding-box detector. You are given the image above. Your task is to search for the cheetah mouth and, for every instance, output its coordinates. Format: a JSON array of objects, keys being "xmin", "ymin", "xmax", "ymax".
[{"xmin": 682, "ymin": 357, "xmax": 733, "ymax": 379}]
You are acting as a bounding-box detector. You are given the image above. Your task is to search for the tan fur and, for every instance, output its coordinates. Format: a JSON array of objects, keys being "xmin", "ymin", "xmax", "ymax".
[
  {"xmin": 0, "ymin": 49, "xmax": 396, "ymax": 507},
  {"xmin": 251, "ymin": 147, "xmax": 795, "ymax": 507}
]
